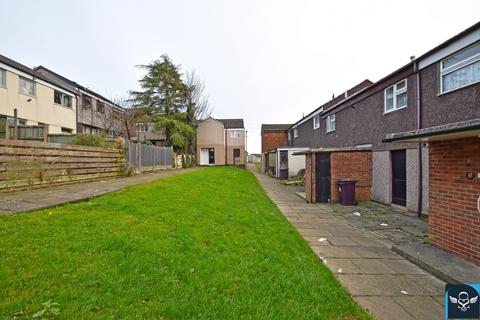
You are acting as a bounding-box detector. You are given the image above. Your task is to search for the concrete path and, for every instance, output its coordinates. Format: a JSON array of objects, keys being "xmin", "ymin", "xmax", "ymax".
[
  {"xmin": 0, "ymin": 168, "xmax": 198, "ymax": 214},
  {"xmin": 251, "ymin": 170, "xmax": 445, "ymax": 320}
]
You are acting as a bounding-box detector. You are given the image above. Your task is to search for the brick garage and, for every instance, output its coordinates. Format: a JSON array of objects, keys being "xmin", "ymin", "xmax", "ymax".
[
  {"xmin": 331, "ymin": 151, "xmax": 372, "ymax": 202},
  {"xmin": 428, "ymin": 138, "xmax": 480, "ymax": 265},
  {"xmin": 305, "ymin": 149, "xmax": 372, "ymax": 203}
]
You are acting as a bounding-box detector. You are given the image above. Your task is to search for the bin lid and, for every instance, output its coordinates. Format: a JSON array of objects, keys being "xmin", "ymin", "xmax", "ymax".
[{"xmin": 337, "ymin": 180, "xmax": 357, "ymax": 185}]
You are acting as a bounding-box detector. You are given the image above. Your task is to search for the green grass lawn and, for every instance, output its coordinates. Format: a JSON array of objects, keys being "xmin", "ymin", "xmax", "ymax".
[{"xmin": 0, "ymin": 167, "xmax": 369, "ymax": 319}]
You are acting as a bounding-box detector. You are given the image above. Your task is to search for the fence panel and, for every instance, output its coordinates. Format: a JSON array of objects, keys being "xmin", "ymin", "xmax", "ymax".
[
  {"xmin": 125, "ymin": 141, "xmax": 173, "ymax": 171},
  {"xmin": 0, "ymin": 139, "xmax": 124, "ymax": 192}
]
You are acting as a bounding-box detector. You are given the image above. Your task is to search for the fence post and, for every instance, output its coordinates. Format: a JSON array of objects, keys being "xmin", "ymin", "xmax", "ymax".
[
  {"xmin": 13, "ymin": 108, "xmax": 18, "ymax": 140},
  {"xmin": 153, "ymin": 145, "xmax": 156, "ymax": 171},
  {"xmin": 43, "ymin": 124, "xmax": 49, "ymax": 142}
]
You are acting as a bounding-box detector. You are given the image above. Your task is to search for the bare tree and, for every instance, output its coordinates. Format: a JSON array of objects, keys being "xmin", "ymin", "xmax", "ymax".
[
  {"xmin": 185, "ymin": 70, "xmax": 213, "ymax": 121},
  {"xmin": 112, "ymin": 96, "xmax": 142, "ymax": 140}
]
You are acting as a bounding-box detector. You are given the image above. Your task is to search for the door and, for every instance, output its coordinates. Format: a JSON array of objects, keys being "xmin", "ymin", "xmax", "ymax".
[
  {"xmin": 391, "ymin": 150, "xmax": 407, "ymax": 206},
  {"xmin": 233, "ymin": 148, "xmax": 240, "ymax": 165},
  {"xmin": 315, "ymin": 153, "xmax": 331, "ymax": 203},
  {"xmin": 200, "ymin": 148, "xmax": 209, "ymax": 165},
  {"xmin": 208, "ymin": 148, "xmax": 215, "ymax": 164}
]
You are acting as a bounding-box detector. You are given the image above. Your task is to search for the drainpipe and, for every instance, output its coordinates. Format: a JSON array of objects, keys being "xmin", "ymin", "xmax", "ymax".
[
  {"xmin": 415, "ymin": 61, "xmax": 423, "ymax": 217},
  {"xmin": 225, "ymin": 129, "xmax": 227, "ymax": 165}
]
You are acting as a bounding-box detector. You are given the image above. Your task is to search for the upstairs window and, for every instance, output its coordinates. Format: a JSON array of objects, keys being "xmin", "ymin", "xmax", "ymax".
[
  {"xmin": 97, "ymin": 101, "xmax": 105, "ymax": 114},
  {"xmin": 229, "ymin": 130, "xmax": 241, "ymax": 138},
  {"xmin": 313, "ymin": 114, "xmax": 320, "ymax": 129},
  {"xmin": 139, "ymin": 123, "xmax": 150, "ymax": 132},
  {"xmin": 82, "ymin": 95, "xmax": 92, "ymax": 108},
  {"xmin": 19, "ymin": 77, "xmax": 35, "ymax": 96},
  {"xmin": 441, "ymin": 41, "xmax": 480, "ymax": 93},
  {"xmin": 0, "ymin": 68, "xmax": 5, "ymax": 87},
  {"xmin": 326, "ymin": 114, "xmax": 336, "ymax": 133},
  {"xmin": 288, "ymin": 130, "xmax": 292, "ymax": 140},
  {"xmin": 293, "ymin": 128, "xmax": 298, "ymax": 138},
  {"xmin": 54, "ymin": 90, "xmax": 72, "ymax": 108},
  {"xmin": 385, "ymin": 79, "xmax": 407, "ymax": 113}
]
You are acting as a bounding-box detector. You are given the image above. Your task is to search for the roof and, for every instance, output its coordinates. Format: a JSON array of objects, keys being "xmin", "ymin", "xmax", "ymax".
[
  {"xmin": 383, "ymin": 118, "xmax": 480, "ymax": 143},
  {"xmin": 322, "ymin": 22, "xmax": 480, "ymax": 118},
  {"xmin": 35, "ymin": 66, "xmax": 123, "ymax": 110},
  {"xmin": 217, "ymin": 118, "xmax": 244, "ymax": 129},
  {"xmin": 415, "ymin": 21, "xmax": 480, "ymax": 62},
  {"xmin": 288, "ymin": 79, "xmax": 373, "ymax": 130},
  {"xmin": 261, "ymin": 124, "xmax": 292, "ymax": 132},
  {"xmin": 0, "ymin": 54, "xmax": 76, "ymax": 94}
]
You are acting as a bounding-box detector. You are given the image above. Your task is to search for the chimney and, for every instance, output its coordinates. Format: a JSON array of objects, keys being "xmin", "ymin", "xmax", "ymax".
[
  {"xmin": 332, "ymin": 94, "xmax": 335, "ymax": 100},
  {"xmin": 410, "ymin": 55, "xmax": 416, "ymax": 61}
]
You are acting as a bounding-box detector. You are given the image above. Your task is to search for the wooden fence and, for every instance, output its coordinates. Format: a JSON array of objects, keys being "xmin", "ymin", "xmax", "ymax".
[{"xmin": 0, "ymin": 139, "xmax": 125, "ymax": 191}]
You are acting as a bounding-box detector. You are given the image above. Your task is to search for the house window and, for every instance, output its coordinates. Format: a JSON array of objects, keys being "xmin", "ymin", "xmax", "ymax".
[
  {"xmin": 313, "ymin": 114, "xmax": 320, "ymax": 129},
  {"xmin": 82, "ymin": 95, "xmax": 92, "ymax": 108},
  {"xmin": 229, "ymin": 130, "xmax": 241, "ymax": 138},
  {"xmin": 288, "ymin": 130, "xmax": 292, "ymax": 140},
  {"xmin": 97, "ymin": 101, "xmax": 105, "ymax": 114},
  {"xmin": 0, "ymin": 68, "xmax": 5, "ymax": 87},
  {"xmin": 384, "ymin": 79, "xmax": 407, "ymax": 113},
  {"xmin": 54, "ymin": 90, "xmax": 72, "ymax": 108},
  {"xmin": 326, "ymin": 114, "xmax": 336, "ymax": 133},
  {"xmin": 19, "ymin": 77, "xmax": 35, "ymax": 96},
  {"xmin": 441, "ymin": 41, "xmax": 480, "ymax": 93},
  {"xmin": 61, "ymin": 127, "xmax": 73, "ymax": 134},
  {"xmin": 139, "ymin": 123, "xmax": 150, "ymax": 132},
  {"xmin": 293, "ymin": 128, "xmax": 298, "ymax": 138}
]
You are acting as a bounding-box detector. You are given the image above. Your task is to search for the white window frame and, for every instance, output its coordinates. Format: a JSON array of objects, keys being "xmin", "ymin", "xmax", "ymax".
[
  {"xmin": 293, "ymin": 128, "xmax": 298, "ymax": 138},
  {"xmin": 384, "ymin": 79, "xmax": 407, "ymax": 114},
  {"xmin": 229, "ymin": 130, "xmax": 241, "ymax": 139},
  {"xmin": 313, "ymin": 114, "xmax": 320, "ymax": 130},
  {"xmin": 326, "ymin": 114, "xmax": 336, "ymax": 133},
  {"xmin": 0, "ymin": 68, "xmax": 5, "ymax": 88},
  {"xmin": 440, "ymin": 41, "xmax": 480, "ymax": 94},
  {"xmin": 287, "ymin": 130, "xmax": 292, "ymax": 140},
  {"xmin": 19, "ymin": 76, "xmax": 35, "ymax": 97},
  {"xmin": 139, "ymin": 123, "xmax": 150, "ymax": 132},
  {"xmin": 54, "ymin": 90, "xmax": 72, "ymax": 108}
]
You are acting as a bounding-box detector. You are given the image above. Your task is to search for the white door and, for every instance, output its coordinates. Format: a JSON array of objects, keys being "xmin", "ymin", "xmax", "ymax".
[{"xmin": 200, "ymin": 148, "xmax": 210, "ymax": 165}]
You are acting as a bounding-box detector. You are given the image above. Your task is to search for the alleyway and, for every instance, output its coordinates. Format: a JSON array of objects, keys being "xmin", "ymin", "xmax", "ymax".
[{"xmin": 251, "ymin": 169, "xmax": 444, "ymax": 320}]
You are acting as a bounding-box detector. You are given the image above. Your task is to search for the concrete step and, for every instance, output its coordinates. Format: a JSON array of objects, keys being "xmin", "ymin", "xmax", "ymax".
[{"xmin": 392, "ymin": 242, "xmax": 480, "ymax": 284}]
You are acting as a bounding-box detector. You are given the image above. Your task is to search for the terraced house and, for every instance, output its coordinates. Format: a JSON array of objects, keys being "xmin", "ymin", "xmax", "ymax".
[
  {"xmin": 35, "ymin": 66, "xmax": 124, "ymax": 137},
  {"xmin": 0, "ymin": 54, "xmax": 77, "ymax": 138},
  {"xmin": 287, "ymin": 21, "xmax": 480, "ymax": 264}
]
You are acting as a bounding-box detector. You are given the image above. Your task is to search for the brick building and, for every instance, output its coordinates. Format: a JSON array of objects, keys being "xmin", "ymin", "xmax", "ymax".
[{"xmin": 260, "ymin": 124, "xmax": 290, "ymax": 173}]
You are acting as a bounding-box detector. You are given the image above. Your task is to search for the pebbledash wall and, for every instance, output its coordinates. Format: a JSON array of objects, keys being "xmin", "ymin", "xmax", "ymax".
[
  {"xmin": 428, "ymin": 138, "xmax": 480, "ymax": 265},
  {"xmin": 305, "ymin": 150, "xmax": 372, "ymax": 203}
]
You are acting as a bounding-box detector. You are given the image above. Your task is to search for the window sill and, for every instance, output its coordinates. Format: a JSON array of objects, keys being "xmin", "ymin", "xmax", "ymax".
[
  {"xmin": 54, "ymin": 103, "xmax": 73, "ymax": 109},
  {"xmin": 384, "ymin": 105, "xmax": 407, "ymax": 115},
  {"xmin": 19, "ymin": 92, "xmax": 36, "ymax": 98},
  {"xmin": 326, "ymin": 130, "xmax": 335, "ymax": 134}
]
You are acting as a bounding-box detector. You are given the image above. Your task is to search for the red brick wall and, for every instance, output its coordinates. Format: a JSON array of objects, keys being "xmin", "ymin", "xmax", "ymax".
[
  {"xmin": 331, "ymin": 152, "xmax": 372, "ymax": 202},
  {"xmin": 261, "ymin": 131, "xmax": 288, "ymax": 154},
  {"xmin": 429, "ymin": 138, "xmax": 480, "ymax": 265},
  {"xmin": 305, "ymin": 151, "xmax": 371, "ymax": 203}
]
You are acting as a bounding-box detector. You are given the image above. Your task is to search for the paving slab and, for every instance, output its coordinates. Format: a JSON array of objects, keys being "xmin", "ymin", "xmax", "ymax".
[
  {"xmin": 250, "ymin": 169, "xmax": 445, "ymax": 320},
  {"xmin": 354, "ymin": 296, "xmax": 415, "ymax": 320}
]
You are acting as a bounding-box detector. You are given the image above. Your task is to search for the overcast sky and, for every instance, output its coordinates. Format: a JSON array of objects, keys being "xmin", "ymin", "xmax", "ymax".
[{"xmin": 1, "ymin": 0, "xmax": 479, "ymax": 153}]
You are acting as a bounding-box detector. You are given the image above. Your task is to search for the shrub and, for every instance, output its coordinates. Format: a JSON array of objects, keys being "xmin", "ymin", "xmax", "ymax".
[{"xmin": 70, "ymin": 133, "xmax": 106, "ymax": 147}]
